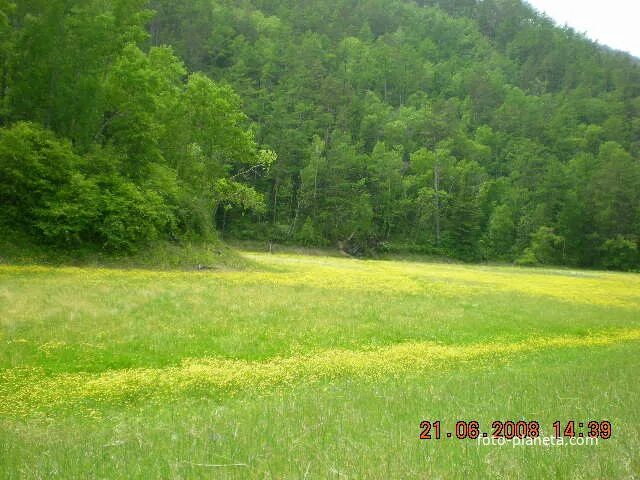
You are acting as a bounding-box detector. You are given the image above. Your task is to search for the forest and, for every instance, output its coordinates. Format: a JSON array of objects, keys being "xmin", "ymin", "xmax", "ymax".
[{"xmin": 1, "ymin": 0, "xmax": 639, "ymax": 269}]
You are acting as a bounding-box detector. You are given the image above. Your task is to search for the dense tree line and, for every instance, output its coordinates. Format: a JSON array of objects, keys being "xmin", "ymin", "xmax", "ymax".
[
  {"xmin": 0, "ymin": 0, "xmax": 274, "ymax": 251},
  {"xmin": 1, "ymin": 0, "xmax": 639, "ymax": 269}
]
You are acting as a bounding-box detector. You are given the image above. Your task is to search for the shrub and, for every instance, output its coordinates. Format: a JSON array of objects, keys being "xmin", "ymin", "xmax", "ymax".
[
  {"xmin": 0, "ymin": 122, "xmax": 176, "ymax": 252},
  {"xmin": 599, "ymin": 236, "xmax": 639, "ymax": 271},
  {"xmin": 0, "ymin": 122, "xmax": 80, "ymax": 228},
  {"xmin": 484, "ymin": 204, "xmax": 515, "ymax": 260},
  {"xmin": 517, "ymin": 226, "xmax": 565, "ymax": 266},
  {"xmin": 296, "ymin": 217, "xmax": 320, "ymax": 247}
]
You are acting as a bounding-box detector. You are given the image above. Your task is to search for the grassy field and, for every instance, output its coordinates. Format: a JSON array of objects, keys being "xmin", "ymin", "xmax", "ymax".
[{"xmin": 1, "ymin": 252, "xmax": 639, "ymax": 478}]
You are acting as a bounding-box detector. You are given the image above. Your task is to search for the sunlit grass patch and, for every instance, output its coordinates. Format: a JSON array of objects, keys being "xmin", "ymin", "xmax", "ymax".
[
  {"xmin": 2, "ymin": 254, "xmax": 639, "ymax": 313},
  {"xmin": 242, "ymin": 253, "xmax": 640, "ymax": 308},
  {"xmin": 2, "ymin": 253, "xmax": 640, "ymax": 374}
]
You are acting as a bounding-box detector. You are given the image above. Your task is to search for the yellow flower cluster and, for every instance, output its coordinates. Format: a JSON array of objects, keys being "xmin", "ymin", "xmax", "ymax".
[
  {"xmin": 2, "ymin": 252, "xmax": 638, "ymax": 308},
  {"xmin": 240, "ymin": 253, "xmax": 640, "ymax": 308},
  {"xmin": 2, "ymin": 328, "xmax": 638, "ymax": 418}
]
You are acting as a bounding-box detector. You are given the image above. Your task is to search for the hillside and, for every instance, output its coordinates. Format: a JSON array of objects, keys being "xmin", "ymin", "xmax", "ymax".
[{"xmin": 1, "ymin": 0, "xmax": 639, "ymax": 269}]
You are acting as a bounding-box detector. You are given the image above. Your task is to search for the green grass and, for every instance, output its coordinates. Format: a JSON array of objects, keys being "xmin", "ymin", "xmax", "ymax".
[
  {"xmin": 1, "ymin": 252, "xmax": 639, "ymax": 478},
  {"xmin": 0, "ymin": 234, "xmax": 250, "ymax": 270}
]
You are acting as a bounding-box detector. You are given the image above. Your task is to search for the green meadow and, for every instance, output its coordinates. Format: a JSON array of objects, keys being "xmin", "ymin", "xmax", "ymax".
[{"xmin": 1, "ymin": 252, "xmax": 639, "ymax": 479}]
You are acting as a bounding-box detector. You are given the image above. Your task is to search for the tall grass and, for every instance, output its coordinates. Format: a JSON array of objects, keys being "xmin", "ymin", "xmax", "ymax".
[{"xmin": 1, "ymin": 252, "xmax": 639, "ymax": 478}]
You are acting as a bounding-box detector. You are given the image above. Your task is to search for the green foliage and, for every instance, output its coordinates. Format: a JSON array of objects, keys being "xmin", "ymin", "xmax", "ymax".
[
  {"xmin": 518, "ymin": 226, "xmax": 566, "ymax": 266},
  {"xmin": 0, "ymin": 122, "xmax": 81, "ymax": 228},
  {"xmin": 600, "ymin": 236, "xmax": 639, "ymax": 271},
  {"xmin": 213, "ymin": 178, "xmax": 266, "ymax": 215},
  {"xmin": 145, "ymin": 0, "xmax": 637, "ymax": 268},
  {"xmin": 295, "ymin": 217, "xmax": 321, "ymax": 247},
  {"xmin": 1, "ymin": 1, "xmax": 269, "ymax": 253},
  {"xmin": 484, "ymin": 204, "xmax": 515, "ymax": 260},
  {"xmin": 1, "ymin": 0, "xmax": 639, "ymax": 268},
  {"xmin": 0, "ymin": 123, "xmax": 176, "ymax": 251}
]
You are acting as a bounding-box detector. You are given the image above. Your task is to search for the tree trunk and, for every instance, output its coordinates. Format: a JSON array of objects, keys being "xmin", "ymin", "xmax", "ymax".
[
  {"xmin": 434, "ymin": 162, "xmax": 441, "ymax": 246},
  {"xmin": 272, "ymin": 179, "xmax": 279, "ymax": 225}
]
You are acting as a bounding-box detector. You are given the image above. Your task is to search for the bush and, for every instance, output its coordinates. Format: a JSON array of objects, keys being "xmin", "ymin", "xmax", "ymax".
[
  {"xmin": 483, "ymin": 204, "xmax": 515, "ymax": 260},
  {"xmin": 33, "ymin": 173, "xmax": 176, "ymax": 251},
  {"xmin": 599, "ymin": 236, "xmax": 639, "ymax": 271},
  {"xmin": 514, "ymin": 248, "xmax": 538, "ymax": 267},
  {"xmin": 0, "ymin": 122, "xmax": 176, "ymax": 252},
  {"xmin": 0, "ymin": 122, "xmax": 80, "ymax": 228},
  {"xmin": 296, "ymin": 217, "xmax": 321, "ymax": 246},
  {"xmin": 517, "ymin": 226, "xmax": 565, "ymax": 266},
  {"xmin": 95, "ymin": 180, "xmax": 175, "ymax": 251},
  {"xmin": 34, "ymin": 173, "xmax": 102, "ymax": 244}
]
